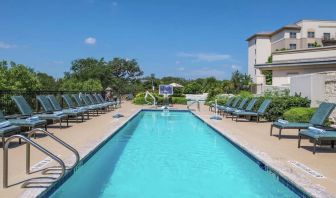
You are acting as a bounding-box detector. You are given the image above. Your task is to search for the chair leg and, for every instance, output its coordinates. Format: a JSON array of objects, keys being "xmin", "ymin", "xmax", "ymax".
[
  {"xmin": 331, "ymin": 141, "xmax": 335, "ymax": 149},
  {"xmin": 2, "ymin": 136, "xmax": 5, "ymax": 150},
  {"xmin": 298, "ymin": 135, "xmax": 301, "ymax": 148},
  {"xmin": 60, "ymin": 120, "xmax": 62, "ymax": 129},
  {"xmin": 313, "ymin": 139, "xmax": 317, "ymax": 154},
  {"xmin": 67, "ymin": 117, "xmax": 69, "ymax": 127},
  {"xmin": 270, "ymin": 124, "xmax": 273, "ymax": 136},
  {"xmin": 278, "ymin": 129, "xmax": 282, "ymax": 140}
]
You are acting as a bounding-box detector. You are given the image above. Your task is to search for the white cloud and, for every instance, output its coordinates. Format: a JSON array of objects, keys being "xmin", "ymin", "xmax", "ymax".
[
  {"xmin": 177, "ymin": 67, "xmax": 185, "ymax": 71},
  {"xmin": 84, "ymin": 37, "xmax": 96, "ymax": 45},
  {"xmin": 177, "ymin": 52, "xmax": 231, "ymax": 62},
  {"xmin": 0, "ymin": 41, "xmax": 17, "ymax": 49},
  {"xmin": 231, "ymin": 64, "xmax": 241, "ymax": 70}
]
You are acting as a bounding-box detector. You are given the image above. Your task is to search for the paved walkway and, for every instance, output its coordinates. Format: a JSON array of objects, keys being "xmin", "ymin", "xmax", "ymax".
[{"xmin": 0, "ymin": 102, "xmax": 335, "ymax": 197}]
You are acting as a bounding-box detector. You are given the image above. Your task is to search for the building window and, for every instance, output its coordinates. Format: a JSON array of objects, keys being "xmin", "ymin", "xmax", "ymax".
[
  {"xmin": 324, "ymin": 33, "xmax": 331, "ymax": 40},
  {"xmin": 308, "ymin": 43, "xmax": 314, "ymax": 48},
  {"xmin": 289, "ymin": 44, "xmax": 296, "ymax": 50},
  {"xmin": 290, "ymin": 32, "xmax": 297, "ymax": 38},
  {"xmin": 307, "ymin": 31, "xmax": 315, "ymax": 38}
]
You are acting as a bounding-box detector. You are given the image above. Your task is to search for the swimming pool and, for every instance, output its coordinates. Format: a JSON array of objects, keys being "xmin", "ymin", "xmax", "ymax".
[{"xmin": 46, "ymin": 110, "xmax": 307, "ymax": 197}]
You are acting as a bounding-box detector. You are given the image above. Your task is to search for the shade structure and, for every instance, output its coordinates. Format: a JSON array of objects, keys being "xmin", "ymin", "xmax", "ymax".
[{"xmin": 169, "ymin": 83, "xmax": 184, "ymax": 88}]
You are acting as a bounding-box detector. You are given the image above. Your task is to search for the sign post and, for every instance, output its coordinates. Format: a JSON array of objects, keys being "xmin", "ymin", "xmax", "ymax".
[{"xmin": 159, "ymin": 85, "xmax": 173, "ymax": 109}]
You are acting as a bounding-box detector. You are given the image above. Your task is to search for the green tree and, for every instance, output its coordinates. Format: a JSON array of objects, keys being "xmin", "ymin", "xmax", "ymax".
[
  {"xmin": 6, "ymin": 63, "xmax": 41, "ymax": 90},
  {"xmin": 36, "ymin": 72, "xmax": 58, "ymax": 90},
  {"xmin": 183, "ymin": 82, "xmax": 203, "ymax": 94}
]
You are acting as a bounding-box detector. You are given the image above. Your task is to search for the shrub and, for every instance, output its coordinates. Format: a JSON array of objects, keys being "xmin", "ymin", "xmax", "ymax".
[
  {"xmin": 283, "ymin": 107, "xmax": 316, "ymax": 122},
  {"xmin": 132, "ymin": 91, "xmax": 186, "ymax": 105},
  {"xmin": 238, "ymin": 91, "xmax": 253, "ymax": 98},
  {"xmin": 255, "ymin": 96, "xmax": 310, "ymax": 121},
  {"xmin": 172, "ymin": 97, "xmax": 187, "ymax": 104}
]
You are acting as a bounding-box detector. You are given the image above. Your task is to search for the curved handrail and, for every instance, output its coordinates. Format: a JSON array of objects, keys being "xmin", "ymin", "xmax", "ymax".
[
  {"xmin": 27, "ymin": 128, "xmax": 80, "ymax": 170},
  {"xmin": 144, "ymin": 91, "xmax": 156, "ymax": 106},
  {"xmin": 3, "ymin": 135, "xmax": 66, "ymax": 188}
]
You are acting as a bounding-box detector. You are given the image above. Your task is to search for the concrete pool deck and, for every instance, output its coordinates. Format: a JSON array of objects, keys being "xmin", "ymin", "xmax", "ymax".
[{"xmin": 0, "ymin": 102, "xmax": 335, "ymax": 197}]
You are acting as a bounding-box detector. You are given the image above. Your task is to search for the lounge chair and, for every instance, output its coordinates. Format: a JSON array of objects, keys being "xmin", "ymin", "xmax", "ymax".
[
  {"xmin": 209, "ymin": 97, "xmax": 234, "ymax": 112},
  {"xmin": 72, "ymin": 94, "xmax": 100, "ymax": 116},
  {"xmin": 62, "ymin": 94, "xmax": 90, "ymax": 119},
  {"xmin": 12, "ymin": 96, "xmax": 63, "ymax": 128},
  {"xmin": 218, "ymin": 97, "xmax": 240, "ymax": 116},
  {"xmin": 223, "ymin": 98, "xmax": 248, "ymax": 117},
  {"xmin": 231, "ymin": 98, "xmax": 258, "ymax": 120},
  {"xmin": 234, "ymin": 99, "xmax": 271, "ymax": 122},
  {"xmin": 47, "ymin": 95, "xmax": 87, "ymax": 122},
  {"xmin": 86, "ymin": 94, "xmax": 109, "ymax": 111},
  {"xmin": 97, "ymin": 94, "xmax": 117, "ymax": 107},
  {"xmin": 93, "ymin": 94, "xmax": 114, "ymax": 109},
  {"xmin": 0, "ymin": 111, "xmax": 21, "ymax": 147},
  {"xmin": 35, "ymin": 95, "xmax": 69, "ymax": 128},
  {"xmin": 298, "ymin": 126, "xmax": 336, "ymax": 154},
  {"xmin": 270, "ymin": 102, "xmax": 336, "ymax": 139}
]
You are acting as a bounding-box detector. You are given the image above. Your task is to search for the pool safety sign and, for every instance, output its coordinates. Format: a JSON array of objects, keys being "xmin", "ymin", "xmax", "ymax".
[{"xmin": 159, "ymin": 85, "xmax": 174, "ymax": 95}]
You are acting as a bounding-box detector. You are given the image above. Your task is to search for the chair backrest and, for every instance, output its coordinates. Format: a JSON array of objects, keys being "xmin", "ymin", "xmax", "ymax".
[
  {"xmin": 62, "ymin": 94, "xmax": 75, "ymax": 108},
  {"xmin": 36, "ymin": 95, "xmax": 54, "ymax": 113},
  {"xmin": 93, "ymin": 94, "xmax": 103, "ymax": 103},
  {"xmin": 231, "ymin": 97, "xmax": 241, "ymax": 108},
  {"xmin": 87, "ymin": 94, "xmax": 98, "ymax": 104},
  {"xmin": 98, "ymin": 94, "xmax": 106, "ymax": 102},
  {"xmin": 11, "ymin": 96, "xmax": 34, "ymax": 116},
  {"xmin": 309, "ymin": 102, "xmax": 336, "ymax": 125},
  {"xmin": 0, "ymin": 111, "xmax": 7, "ymax": 122},
  {"xmin": 81, "ymin": 95, "xmax": 92, "ymax": 106},
  {"xmin": 72, "ymin": 94, "xmax": 85, "ymax": 107},
  {"xmin": 237, "ymin": 98, "xmax": 248, "ymax": 109},
  {"xmin": 225, "ymin": 97, "xmax": 234, "ymax": 106},
  {"xmin": 47, "ymin": 95, "xmax": 63, "ymax": 111},
  {"xmin": 257, "ymin": 99, "xmax": 271, "ymax": 114},
  {"xmin": 245, "ymin": 98, "xmax": 257, "ymax": 111}
]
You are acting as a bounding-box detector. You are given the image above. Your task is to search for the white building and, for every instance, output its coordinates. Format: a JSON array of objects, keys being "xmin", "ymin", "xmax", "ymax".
[{"xmin": 247, "ymin": 19, "xmax": 336, "ymax": 94}]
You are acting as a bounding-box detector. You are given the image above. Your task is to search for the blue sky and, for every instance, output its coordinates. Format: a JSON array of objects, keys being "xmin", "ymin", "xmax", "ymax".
[{"xmin": 1, "ymin": 0, "xmax": 336, "ymax": 79}]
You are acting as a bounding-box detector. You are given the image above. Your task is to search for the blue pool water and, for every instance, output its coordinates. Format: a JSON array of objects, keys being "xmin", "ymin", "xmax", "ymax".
[{"xmin": 49, "ymin": 111, "xmax": 301, "ymax": 198}]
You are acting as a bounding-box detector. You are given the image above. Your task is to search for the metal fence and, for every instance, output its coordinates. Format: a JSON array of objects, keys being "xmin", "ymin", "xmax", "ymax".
[{"xmin": 0, "ymin": 90, "xmax": 103, "ymax": 116}]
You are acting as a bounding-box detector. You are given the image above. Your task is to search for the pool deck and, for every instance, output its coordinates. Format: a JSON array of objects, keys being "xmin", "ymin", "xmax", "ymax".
[{"xmin": 0, "ymin": 102, "xmax": 335, "ymax": 198}]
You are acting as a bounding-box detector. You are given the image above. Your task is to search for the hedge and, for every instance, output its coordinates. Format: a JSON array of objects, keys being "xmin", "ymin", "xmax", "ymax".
[
  {"xmin": 255, "ymin": 96, "xmax": 311, "ymax": 121},
  {"xmin": 283, "ymin": 107, "xmax": 316, "ymax": 123},
  {"xmin": 132, "ymin": 92, "xmax": 187, "ymax": 105}
]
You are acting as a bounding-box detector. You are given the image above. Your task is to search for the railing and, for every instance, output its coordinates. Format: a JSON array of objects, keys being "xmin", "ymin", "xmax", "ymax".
[
  {"xmin": 27, "ymin": 128, "xmax": 80, "ymax": 170},
  {"xmin": 144, "ymin": 91, "xmax": 156, "ymax": 106},
  {"xmin": 0, "ymin": 90, "xmax": 103, "ymax": 115},
  {"xmin": 3, "ymin": 135, "xmax": 66, "ymax": 188}
]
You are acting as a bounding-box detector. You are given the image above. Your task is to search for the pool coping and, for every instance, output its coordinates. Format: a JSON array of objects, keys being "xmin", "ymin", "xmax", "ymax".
[{"xmin": 19, "ymin": 109, "xmax": 331, "ymax": 198}]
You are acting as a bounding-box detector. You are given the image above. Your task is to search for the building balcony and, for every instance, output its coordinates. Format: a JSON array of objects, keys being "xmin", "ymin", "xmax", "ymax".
[{"xmin": 255, "ymin": 46, "xmax": 336, "ymax": 69}]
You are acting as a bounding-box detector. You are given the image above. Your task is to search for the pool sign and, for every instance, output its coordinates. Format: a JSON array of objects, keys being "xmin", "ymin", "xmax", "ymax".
[{"xmin": 159, "ymin": 85, "xmax": 174, "ymax": 95}]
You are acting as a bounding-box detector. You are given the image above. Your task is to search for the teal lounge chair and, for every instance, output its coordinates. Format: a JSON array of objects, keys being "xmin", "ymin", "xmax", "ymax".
[
  {"xmin": 271, "ymin": 102, "xmax": 336, "ymax": 139},
  {"xmin": 72, "ymin": 94, "xmax": 100, "ymax": 115},
  {"xmin": 298, "ymin": 127, "xmax": 336, "ymax": 154},
  {"xmin": 36, "ymin": 95, "xmax": 69, "ymax": 128},
  {"xmin": 223, "ymin": 98, "xmax": 248, "ymax": 117},
  {"xmin": 12, "ymin": 96, "xmax": 63, "ymax": 128},
  {"xmin": 231, "ymin": 98, "xmax": 258, "ymax": 120},
  {"xmin": 93, "ymin": 94, "xmax": 114, "ymax": 109},
  {"xmin": 218, "ymin": 97, "xmax": 240, "ymax": 116},
  {"xmin": 97, "ymin": 94, "xmax": 117, "ymax": 106},
  {"xmin": 86, "ymin": 94, "xmax": 109, "ymax": 110},
  {"xmin": 0, "ymin": 111, "xmax": 21, "ymax": 147},
  {"xmin": 234, "ymin": 99, "xmax": 271, "ymax": 122},
  {"xmin": 62, "ymin": 94, "xmax": 90, "ymax": 119},
  {"xmin": 47, "ymin": 95, "xmax": 87, "ymax": 122},
  {"xmin": 209, "ymin": 97, "xmax": 234, "ymax": 112}
]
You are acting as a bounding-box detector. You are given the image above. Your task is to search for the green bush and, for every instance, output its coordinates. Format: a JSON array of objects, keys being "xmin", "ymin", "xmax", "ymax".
[
  {"xmin": 255, "ymin": 96, "xmax": 310, "ymax": 121},
  {"xmin": 132, "ymin": 92, "xmax": 186, "ymax": 105},
  {"xmin": 283, "ymin": 107, "xmax": 316, "ymax": 122},
  {"xmin": 172, "ymin": 97, "xmax": 187, "ymax": 104},
  {"xmin": 238, "ymin": 91, "xmax": 253, "ymax": 98}
]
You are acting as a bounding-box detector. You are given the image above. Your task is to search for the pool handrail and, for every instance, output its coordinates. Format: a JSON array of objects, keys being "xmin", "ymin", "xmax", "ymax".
[{"xmin": 3, "ymin": 134, "xmax": 66, "ymax": 188}]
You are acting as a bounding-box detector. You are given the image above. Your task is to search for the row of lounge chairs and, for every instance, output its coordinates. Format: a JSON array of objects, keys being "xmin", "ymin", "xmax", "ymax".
[
  {"xmin": 0, "ymin": 93, "xmax": 118, "ymax": 147},
  {"xmin": 210, "ymin": 97, "xmax": 336, "ymax": 154},
  {"xmin": 212, "ymin": 97, "xmax": 271, "ymax": 122}
]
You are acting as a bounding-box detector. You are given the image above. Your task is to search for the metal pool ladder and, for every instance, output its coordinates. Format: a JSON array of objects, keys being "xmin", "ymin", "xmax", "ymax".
[{"xmin": 3, "ymin": 128, "xmax": 80, "ymax": 188}]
